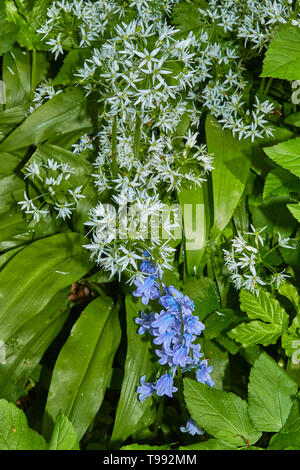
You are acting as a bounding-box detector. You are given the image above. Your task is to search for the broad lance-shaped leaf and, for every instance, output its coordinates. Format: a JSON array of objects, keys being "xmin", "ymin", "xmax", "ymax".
[
  {"xmin": 178, "ymin": 184, "xmax": 211, "ymax": 276},
  {"xmin": 0, "ymin": 87, "xmax": 91, "ymax": 152},
  {"xmin": 263, "ymin": 137, "xmax": 300, "ymax": 179},
  {"xmin": 248, "ymin": 353, "xmax": 298, "ymax": 432},
  {"xmin": 43, "ymin": 296, "xmax": 121, "ymax": 441},
  {"xmin": 0, "ymin": 399, "xmax": 47, "ymax": 450},
  {"xmin": 0, "ymin": 287, "xmax": 71, "ymax": 402},
  {"xmin": 205, "ymin": 115, "xmax": 251, "ymax": 239},
  {"xmin": 183, "ymin": 378, "xmax": 261, "ymax": 446},
  {"xmin": 48, "ymin": 412, "xmax": 79, "ymax": 450},
  {"xmin": 0, "ymin": 232, "xmax": 93, "ymax": 343},
  {"xmin": 111, "ymin": 296, "xmax": 156, "ymax": 444},
  {"xmin": 262, "ymin": 25, "xmax": 300, "ymax": 80}
]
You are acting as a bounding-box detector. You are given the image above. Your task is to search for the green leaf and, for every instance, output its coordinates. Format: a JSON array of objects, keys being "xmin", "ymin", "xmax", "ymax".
[
  {"xmin": 52, "ymin": 49, "xmax": 90, "ymax": 86},
  {"xmin": 263, "ymin": 168, "xmax": 300, "ymax": 199},
  {"xmin": 268, "ymin": 398, "xmax": 300, "ymax": 450},
  {"xmin": 184, "ymin": 378, "xmax": 261, "ymax": 446},
  {"xmin": 0, "ymin": 399, "xmax": 47, "ymax": 450},
  {"xmin": 287, "ymin": 203, "xmax": 300, "ymax": 222},
  {"xmin": 0, "ymin": 87, "xmax": 91, "ymax": 152},
  {"xmin": 0, "ymin": 287, "xmax": 70, "ymax": 401},
  {"xmin": 179, "ymin": 439, "xmax": 237, "ymax": 450},
  {"xmin": 239, "ymin": 289, "xmax": 288, "ymax": 327},
  {"xmin": 0, "ymin": 7, "xmax": 19, "ymax": 55},
  {"xmin": 111, "ymin": 296, "xmax": 156, "ymax": 444},
  {"xmin": 2, "ymin": 47, "xmax": 31, "ymax": 108},
  {"xmin": 263, "ymin": 137, "xmax": 300, "ymax": 178},
  {"xmin": 262, "ymin": 25, "xmax": 300, "ymax": 80},
  {"xmin": 228, "ymin": 321, "xmax": 282, "ymax": 348},
  {"xmin": 182, "ymin": 277, "xmax": 220, "ymax": 321},
  {"xmin": 249, "ymin": 194, "xmax": 297, "ymax": 238},
  {"xmin": 48, "ymin": 412, "xmax": 79, "ymax": 450},
  {"xmin": 43, "ymin": 295, "xmax": 121, "ymax": 440},
  {"xmin": 0, "ymin": 233, "xmax": 93, "ymax": 344},
  {"xmin": 228, "ymin": 290, "xmax": 288, "ymax": 348},
  {"xmin": 206, "ymin": 115, "xmax": 251, "ymax": 238},
  {"xmin": 278, "ymin": 281, "xmax": 300, "ymax": 311},
  {"xmin": 204, "ymin": 309, "xmax": 241, "ymax": 340},
  {"xmin": 121, "ymin": 444, "xmax": 171, "ymax": 450},
  {"xmin": 178, "ymin": 179, "xmax": 210, "ymax": 275},
  {"xmin": 248, "ymin": 353, "xmax": 298, "ymax": 432}
]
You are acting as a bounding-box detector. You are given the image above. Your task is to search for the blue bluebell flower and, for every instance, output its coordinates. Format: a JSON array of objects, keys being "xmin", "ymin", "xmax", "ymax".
[
  {"xmin": 133, "ymin": 275, "xmax": 160, "ymax": 305},
  {"xmin": 134, "ymin": 254, "xmax": 213, "ymax": 431},
  {"xmin": 180, "ymin": 418, "xmax": 204, "ymax": 436},
  {"xmin": 196, "ymin": 359, "xmax": 214, "ymax": 387},
  {"xmin": 154, "ymin": 373, "xmax": 178, "ymax": 398},
  {"xmin": 137, "ymin": 375, "xmax": 155, "ymax": 402}
]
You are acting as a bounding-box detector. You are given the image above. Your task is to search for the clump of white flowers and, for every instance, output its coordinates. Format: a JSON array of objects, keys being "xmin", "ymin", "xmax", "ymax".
[
  {"xmin": 223, "ymin": 225, "xmax": 294, "ymax": 294},
  {"xmin": 200, "ymin": 0, "xmax": 296, "ymax": 52},
  {"xmin": 37, "ymin": 0, "xmax": 123, "ymax": 57},
  {"xmin": 19, "ymin": 158, "xmax": 85, "ymax": 221},
  {"xmin": 28, "ymin": 80, "xmax": 62, "ymax": 114}
]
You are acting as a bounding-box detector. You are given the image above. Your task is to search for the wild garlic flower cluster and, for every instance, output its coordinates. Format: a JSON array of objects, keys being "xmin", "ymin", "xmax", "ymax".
[
  {"xmin": 37, "ymin": 0, "xmax": 122, "ymax": 58},
  {"xmin": 28, "ymin": 80, "xmax": 62, "ymax": 114},
  {"xmin": 134, "ymin": 254, "xmax": 213, "ymax": 435},
  {"xmin": 223, "ymin": 225, "xmax": 294, "ymax": 294},
  {"xmin": 84, "ymin": 194, "xmax": 180, "ymax": 282},
  {"xmin": 79, "ymin": 16, "xmax": 214, "ymax": 280},
  {"xmin": 200, "ymin": 0, "xmax": 296, "ymax": 53},
  {"xmin": 19, "ymin": 158, "xmax": 85, "ymax": 221}
]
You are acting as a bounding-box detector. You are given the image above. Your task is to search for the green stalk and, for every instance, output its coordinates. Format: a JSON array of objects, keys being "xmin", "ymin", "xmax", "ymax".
[
  {"xmin": 31, "ymin": 49, "xmax": 38, "ymax": 101},
  {"xmin": 111, "ymin": 115, "xmax": 118, "ymax": 177}
]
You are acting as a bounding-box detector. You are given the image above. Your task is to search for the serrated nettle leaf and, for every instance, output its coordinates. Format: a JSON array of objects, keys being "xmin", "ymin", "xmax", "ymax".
[
  {"xmin": 248, "ymin": 353, "xmax": 298, "ymax": 432},
  {"xmin": 262, "ymin": 25, "xmax": 300, "ymax": 80},
  {"xmin": 0, "ymin": 399, "xmax": 47, "ymax": 450},
  {"xmin": 240, "ymin": 289, "xmax": 288, "ymax": 327},
  {"xmin": 206, "ymin": 115, "xmax": 251, "ymax": 238},
  {"xmin": 263, "ymin": 168, "xmax": 300, "ymax": 199},
  {"xmin": 268, "ymin": 398, "xmax": 300, "ymax": 450},
  {"xmin": 48, "ymin": 412, "xmax": 80, "ymax": 450},
  {"xmin": 179, "ymin": 439, "xmax": 237, "ymax": 450},
  {"xmin": 263, "ymin": 137, "xmax": 300, "ymax": 179},
  {"xmin": 43, "ymin": 296, "xmax": 121, "ymax": 441},
  {"xmin": 183, "ymin": 378, "xmax": 261, "ymax": 446},
  {"xmin": 287, "ymin": 203, "xmax": 300, "ymax": 223},
  {"xmin": 228, "ymin": 321, "xmax": 282, "ymax": 348},
  {"xmin": 228, "ymin": 290, "xmax": 288, "ymax": 348},
  {"xmin": 111, "ymin": 296, "xmax": 156, "ymax": 444},
  {"xmin": 281, "ymin": 313, "xmax": 300, "ymax": 358}
]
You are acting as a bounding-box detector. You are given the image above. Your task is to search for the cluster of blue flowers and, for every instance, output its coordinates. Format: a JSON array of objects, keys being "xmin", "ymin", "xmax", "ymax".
[{"xmin": 133, "ymin": 252, "xmax": 214, "ymax": 435}]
